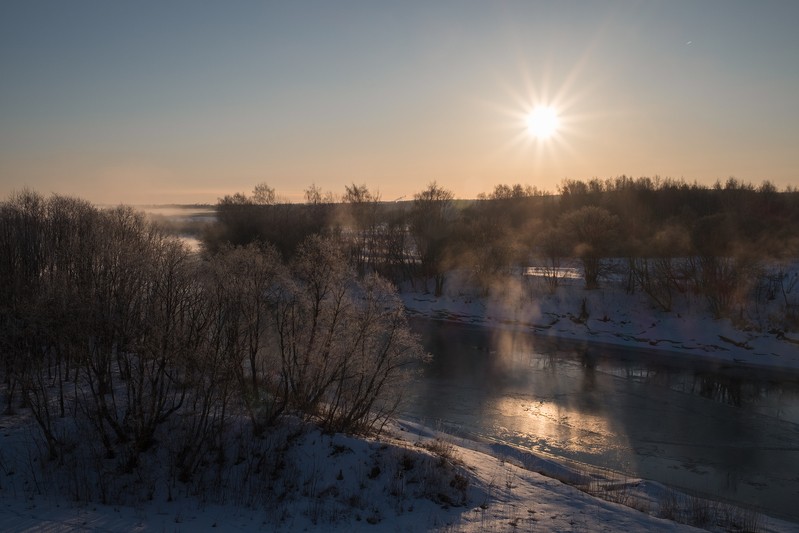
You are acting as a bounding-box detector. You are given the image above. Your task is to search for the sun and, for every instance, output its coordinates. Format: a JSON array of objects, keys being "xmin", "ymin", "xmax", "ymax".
[{"xmin": 526, "ymin": 106, "xmax": 559, "ymax": 139}]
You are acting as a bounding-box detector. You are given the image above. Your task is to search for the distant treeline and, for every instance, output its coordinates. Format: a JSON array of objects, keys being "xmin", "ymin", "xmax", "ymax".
[{"xmin": 203, "ymin": 177, "xmax": 799, "ymax": 324}]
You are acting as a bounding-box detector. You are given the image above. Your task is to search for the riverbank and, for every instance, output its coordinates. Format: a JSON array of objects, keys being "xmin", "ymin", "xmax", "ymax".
[
  {"xmin": 399, "ymin": 269, "xmax": 799, "ymax": 376},
  {"xmin": 5, "ymin": 413, "xmax": 795, "ymax": 532}
]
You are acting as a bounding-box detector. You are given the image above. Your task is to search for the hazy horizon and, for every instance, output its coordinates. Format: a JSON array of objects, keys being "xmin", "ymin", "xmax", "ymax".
[{"xmin": 2, "ymin": 1, "xmax": 798, "ymax": 205}]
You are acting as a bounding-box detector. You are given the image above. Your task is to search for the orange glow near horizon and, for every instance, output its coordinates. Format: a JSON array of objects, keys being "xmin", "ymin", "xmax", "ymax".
[{"xmin": 1, "ymin": 3, "xmax": 797, "ymax": 205}]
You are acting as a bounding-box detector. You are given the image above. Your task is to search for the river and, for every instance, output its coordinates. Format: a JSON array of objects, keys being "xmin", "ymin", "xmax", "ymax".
[{"xmin": 403, "ymin": 318, "xmax": 799, "ymax": 522}]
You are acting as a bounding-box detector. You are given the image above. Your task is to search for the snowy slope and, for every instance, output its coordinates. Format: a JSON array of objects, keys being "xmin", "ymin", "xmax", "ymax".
[{"xmin": 6, "ymin": 414, "xmax": 784, "ymax": 532}]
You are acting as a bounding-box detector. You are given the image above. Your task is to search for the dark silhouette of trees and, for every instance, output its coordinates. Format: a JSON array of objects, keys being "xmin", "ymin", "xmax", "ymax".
[
  {"xmin": 373, "ymin": 202, "xmax": 414, "ymax": 282},
  {"xmin": 208, "ymin": 192, "xmax": 331, "ymax": 259},
  {"xmin": 205, "ymin": 243, "xmax": 284, "ymax": 435},
  {"xmin": 1, "ymin": 191, "xmax": 425, "ymax": 481},
  {"xmin": 273, "ymin": 235, "xmax": 424, "ymax": 432},
  {"xmin": 628, "ymin": 224, "xmax": 692, "ymax": 311},
  {"xmin": 453, "ymin": 202, "xmax": 513, "ymax": 293},
  {"xmin": 196, "ymin": 176, "xmax": 798, "ymax": 320},
  {"xmin": 453, "ymin": 185, "xmax": 550, "ymax": 293},
  {"xmin": 342, "ymin": 183, "xmax": 381, "ymax": 275},
  {"xmin": 252, "ymin": 182, "xmax": 276, "ymax": 205},
  {"xmin": 559, "ymin": 206, "xmax": 619, "ymax": 289},
  {"xmin": 409, "ymin": 182, "xmax": 454, "ymax": 296},
  {"xmin": 533, "ymin": 225, "xmax": 570, "ymax": 293}
]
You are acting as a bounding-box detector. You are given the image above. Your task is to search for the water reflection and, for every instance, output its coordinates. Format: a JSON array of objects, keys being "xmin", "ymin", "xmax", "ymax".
[
  {"xmin": 696, "ymin": 374, "xmax": 743, "ymax": 406},
  {"xmin": 581, "ymin": 353, "xmax": 596, "ymax": 391},
  {"xmin": 405, "ymin": 318, "xmax": 799, "ymax": 521}
]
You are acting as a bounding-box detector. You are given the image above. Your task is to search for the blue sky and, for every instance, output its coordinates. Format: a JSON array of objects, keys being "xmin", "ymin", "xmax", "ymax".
[{"xmin": 2, "ymin": 1, "xmax": 798, "ymax": 204}]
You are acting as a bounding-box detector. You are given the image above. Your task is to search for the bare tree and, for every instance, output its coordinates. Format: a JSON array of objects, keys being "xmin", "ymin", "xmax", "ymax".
[
  {"xmin": 410, "ymin": 182, "xmax": 454, "ymax": 296},
  {"xmin": 375, "ymin": 204, "xmax": 412, "ymax": 283},
  {"xmin": 689, "ymin": 213, "xmax": 762, "ymax": 319},
  {"xmin": 320, "ymin": 273, "xmax": 425, "ymax": 433},
  {"xmin": 271, "ymin": 235, "xmax": 425, "ymax": 432},
  {"xmin": 304, "ymin": 183, "xmax": 335, "ymax": 205},
  {"xmin": 252, "ymin": 182, "xmax": 276, "ymax": 205},
  {"xmin": 274, "ymin": 235, "xmax": 351, "ymax": 416},
  {"xmin": 0, "ymin": 191, "xmax": 45, "ymax": 414},
  {"xmin": 629, "ymin": 224, "xmax": 691, "ymax": 311},
  {"xmin": 342, "ymin": 183, "xmax": 381, "ymax": 275},
  {"xmin": 21, "ymin": 195, "xmax": 99, "ymax": 457},
  {"xmin": 206, "ymin": 243, "xmax": 283, "ymax": 434},
  {"xmin": 535, "ymin": 226, "xmax": 569, "ymax": 293},
  {"xmin": 559, "ymin": 206, "xmax": 618, "ymax": 289}
]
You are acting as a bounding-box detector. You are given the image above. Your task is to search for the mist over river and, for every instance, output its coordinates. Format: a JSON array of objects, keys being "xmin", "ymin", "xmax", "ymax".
[{"xmin": 404, "ymin": 318, "xmax": 799, "ymax": 522}]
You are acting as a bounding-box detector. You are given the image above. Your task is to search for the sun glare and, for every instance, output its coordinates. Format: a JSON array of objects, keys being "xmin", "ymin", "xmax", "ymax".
[{"xmin": 526, "ymin": 106, "xmax": 559, "ymax": 139}]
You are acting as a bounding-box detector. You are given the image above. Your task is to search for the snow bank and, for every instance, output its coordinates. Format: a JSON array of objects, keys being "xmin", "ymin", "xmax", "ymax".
[
  {"xmin": 400, "ymin": 268, "xmax": 799, "ymax": 375},
  {"xmin": 2, "ymin": 410, "xmax": 796, "ymax": 531}
]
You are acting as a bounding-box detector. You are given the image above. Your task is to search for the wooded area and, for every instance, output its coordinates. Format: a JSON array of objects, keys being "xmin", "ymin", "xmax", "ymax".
[
  {"xmin": 206, "ymin": 177, "xmax": 799, "ymax": 323},
  {"xmin": 0, "ymin": 191, "xmax": 424, "ymax": 498}
]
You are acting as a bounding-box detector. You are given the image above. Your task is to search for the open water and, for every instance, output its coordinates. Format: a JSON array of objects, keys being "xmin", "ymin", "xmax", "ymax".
[{"xmin": 404, "ymin": 318, "xmax": 799, "ymax": 521}]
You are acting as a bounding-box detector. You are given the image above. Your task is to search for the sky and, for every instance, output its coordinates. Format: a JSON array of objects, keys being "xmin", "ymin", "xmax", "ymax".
[{"xmin": 1, "ymin": 1, "xmax": 798, "ymax": 205}]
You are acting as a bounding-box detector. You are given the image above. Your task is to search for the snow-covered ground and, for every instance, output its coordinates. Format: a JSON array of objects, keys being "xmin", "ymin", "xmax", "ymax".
[
  {"xmin": 4, "ymin": 413, "xmax": 794, "ymax": 532},
  {"xmin": 1, "ymin": 267, "xmax": 797, "ymax": 532}
]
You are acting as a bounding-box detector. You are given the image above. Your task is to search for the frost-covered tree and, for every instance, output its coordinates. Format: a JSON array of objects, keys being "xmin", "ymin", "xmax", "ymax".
[
  {"xmin": 252, "ymin": 182, "xmax": 276, "ymax": 205},
  {"xmin": 206, "ymin": 243, "xmax": 284, "ymax": 434},
  {"xmin": 273, "ymin": 235, "xmax": 425, "ymax": 432}
]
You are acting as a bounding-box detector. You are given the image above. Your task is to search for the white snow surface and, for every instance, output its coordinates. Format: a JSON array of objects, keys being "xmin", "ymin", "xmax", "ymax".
[
  {"xmin": 4, "ymin": 414, "xmax": 783, "ymax": 533},
  {"xmin": 1, "ymin": 415, "xmax": 795, "ymax": 532}
]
